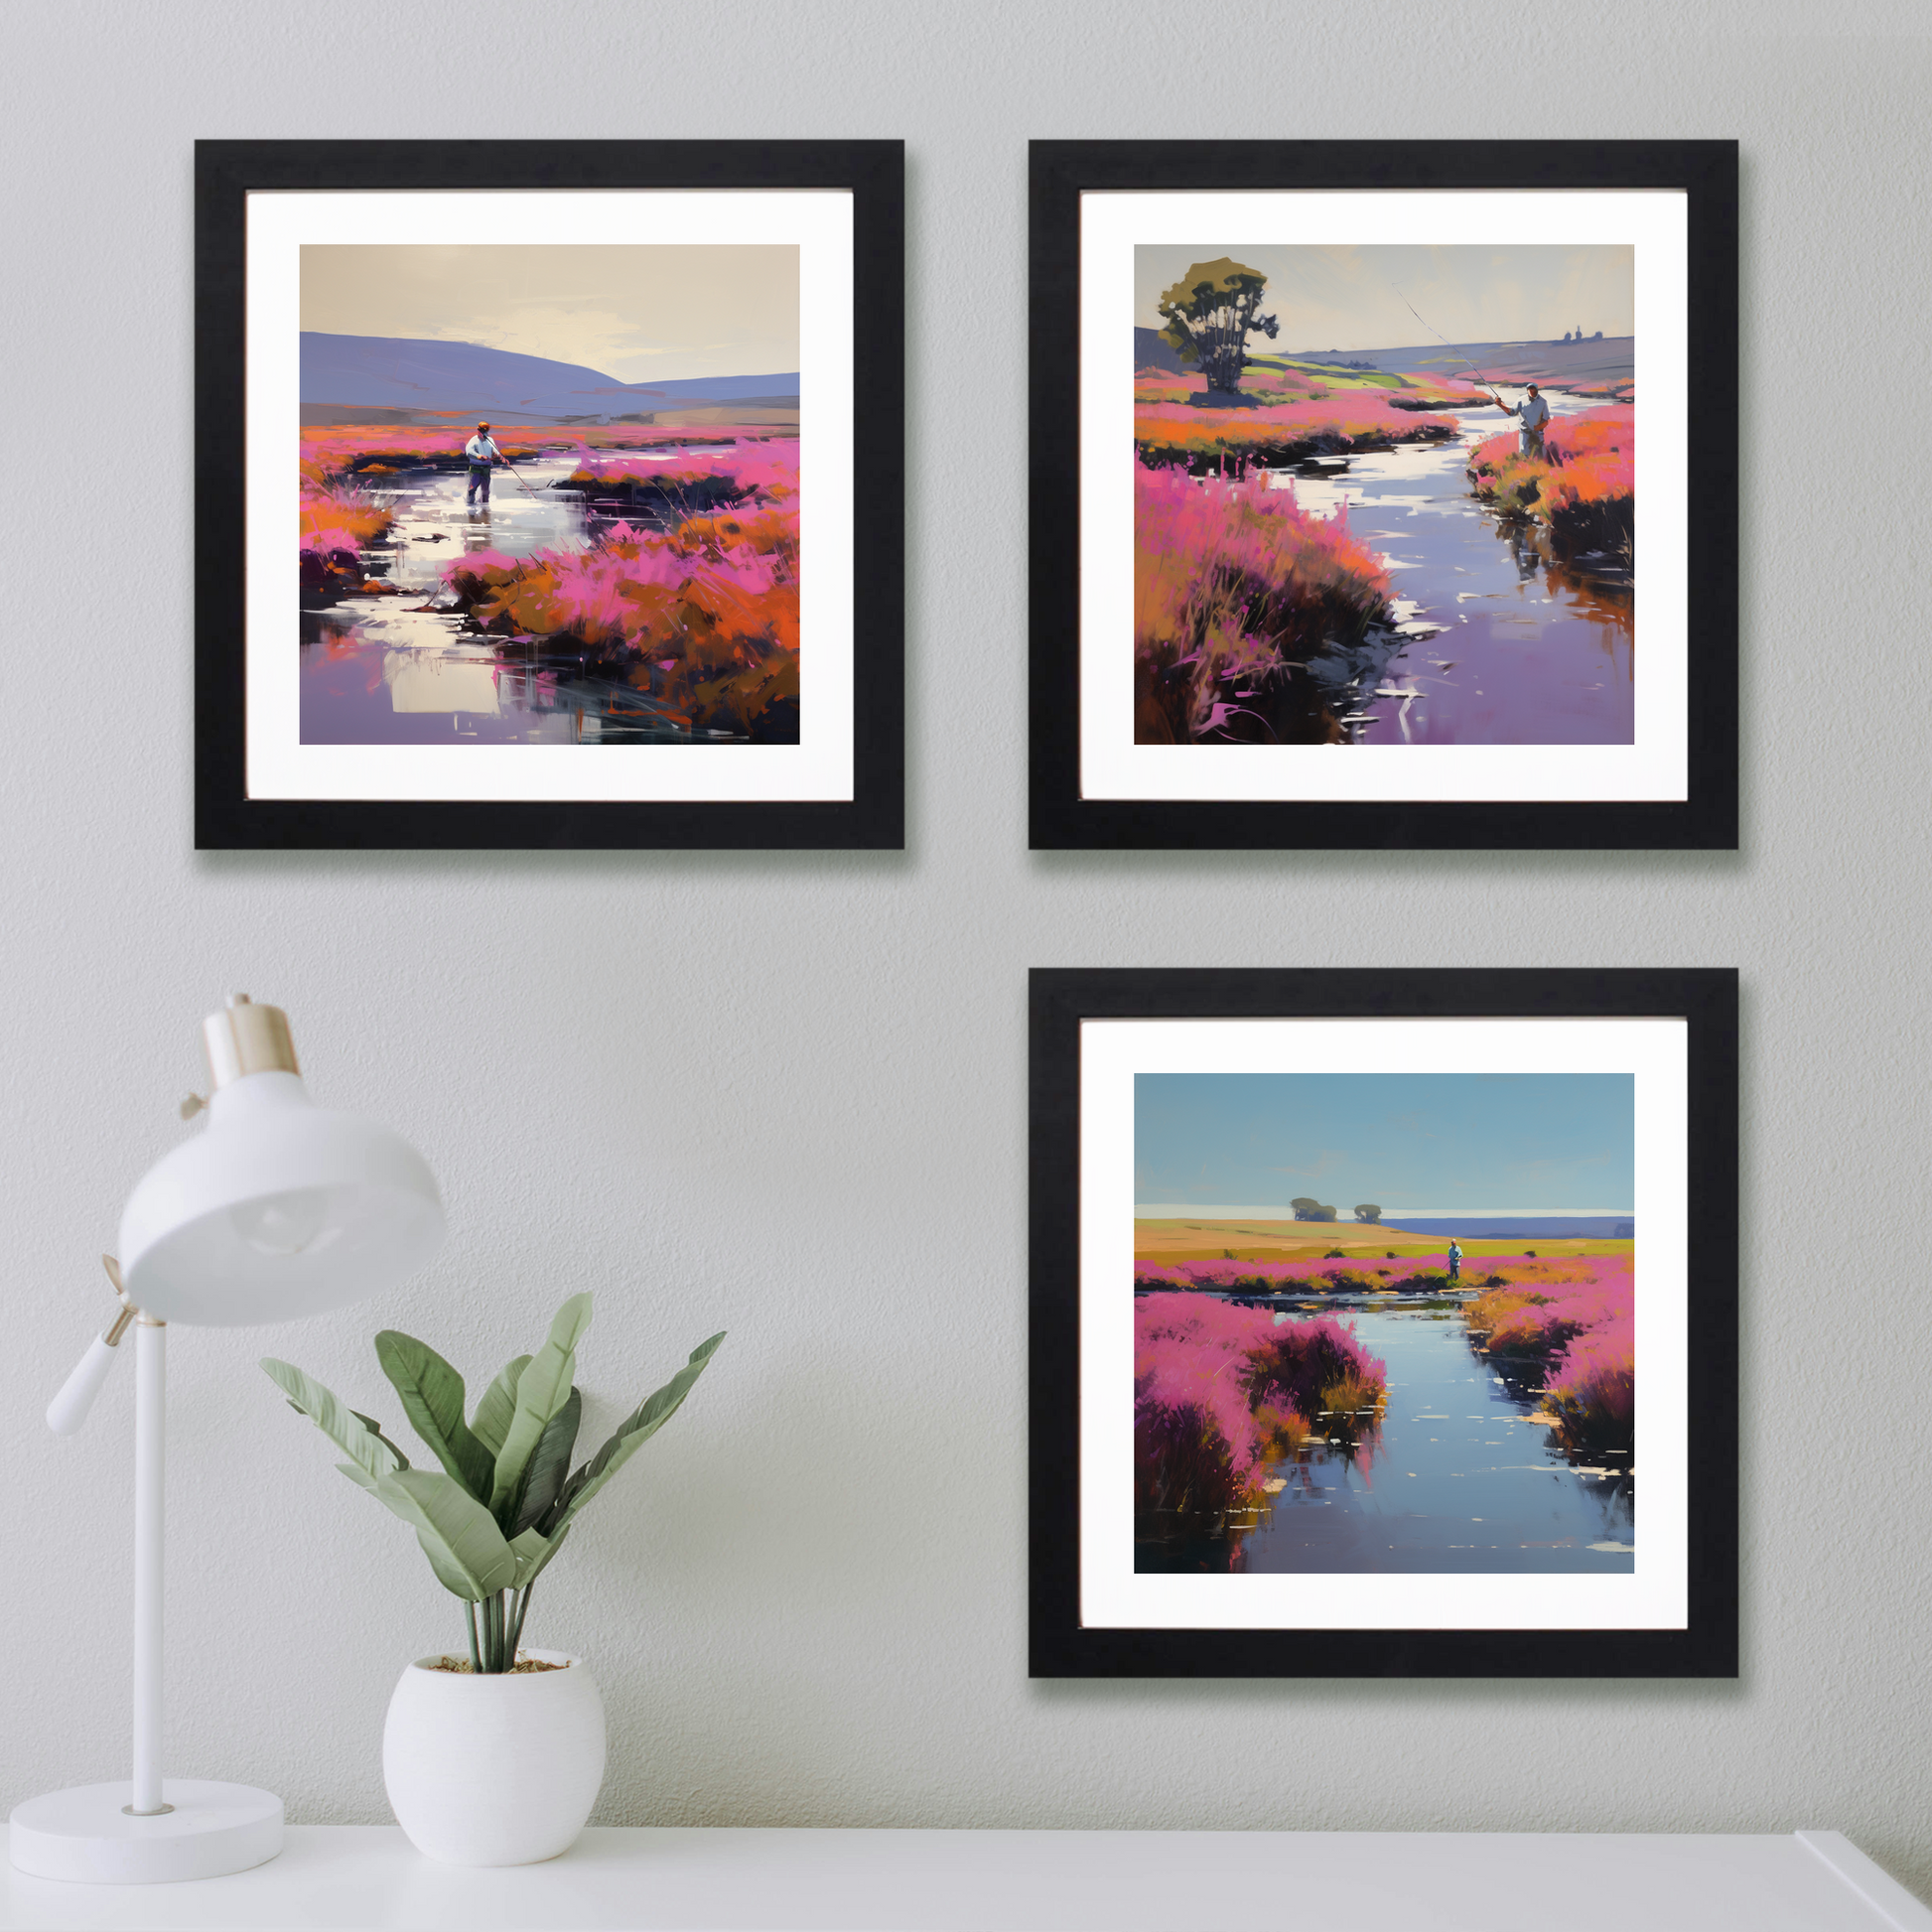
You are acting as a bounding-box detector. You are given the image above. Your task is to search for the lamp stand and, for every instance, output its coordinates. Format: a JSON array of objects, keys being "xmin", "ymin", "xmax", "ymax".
[{"xmin": 10, "ymin": 1321, "xmax": 283, "ymax": 1883}]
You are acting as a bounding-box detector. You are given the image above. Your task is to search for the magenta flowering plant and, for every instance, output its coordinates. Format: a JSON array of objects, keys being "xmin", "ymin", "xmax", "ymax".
[
  {"xmin": 1466, "ymin": 403, "xmax": 1634, "ymax": 556},
  {"xmin": 1132, "ymin": 456, "xmax": 1395, "ymax": 744},
  {"xmin": 1461, "ymin": 1255, "xmax": 1636, "ymax": 1453},
  {"xmin": 1134, "ymin": 1293, "xmax": 1389, "ymax": 1525},
  {"xmin": 1134, "ymin": 391, "xmax": 1457, "ymax": 469}
]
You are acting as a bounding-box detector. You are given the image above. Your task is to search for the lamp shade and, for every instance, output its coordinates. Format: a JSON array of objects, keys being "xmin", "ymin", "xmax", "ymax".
[{"xmin": 118, "ymin": 1069, "xmax": 444, "ymax": 1327}]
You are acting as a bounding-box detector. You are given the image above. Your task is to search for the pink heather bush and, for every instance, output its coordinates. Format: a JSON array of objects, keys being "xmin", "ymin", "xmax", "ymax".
[
  {"xmin": 299, "ymin": 523, "xmax": 363, "ymax": 564},
  {"xmin": 564, "ymin": 438, "xmax": 800, "ymax": 503},
  {"xmin": 1466, "ymin": 404, "xmax": 1634, "ymax": 556},
  {"xmin": 1134, "ymin": 1293, "xmax": 1387, "ymax": 1524},
  {"xmin": 1135, "ymin": 1251, "xmax": 1613, "ymax": 1296},
  {"xmin": 1462, "ymin": 1254, "xmax": 1635, "ymax": 1456},
  {"xmin": 1134, "ymin": 392, "xmax": 1456, "ymax": 468},
  {"xmin": 298, "ymin": 479, "xmax": 397, "ymax": 591},
  {"xmin": 1134, "ymin": 371, "xmax": 1207, "ymax": 403},
  {"xmin": 1238, "ymin": 366, "xmax": 1318, "ymax": 396},
  {"xmin": 442, "ymin": 480, "xmax": 802, "ymax": 740},
  {"xmin": 295, "ymin": 423, "xmax": 794, "ymax": 590},
  {"xmin": 298, "ymin": 421, "xmax": 768, "ymax": 487},
  {"xmin": 1140, "ymin": 1257, "xmax": 1419, "ymax": 1295},
  {"xmin": 1133, "ymin": 456, "xmax": 1392, "ymax": 745},
  {"xmin": 298, "ymin": 522, "xmax": 369, "ymax": 594},
  {"xmin": 1544, "ymin": 1317, "xmax": 1635, "ymax": 1453}
]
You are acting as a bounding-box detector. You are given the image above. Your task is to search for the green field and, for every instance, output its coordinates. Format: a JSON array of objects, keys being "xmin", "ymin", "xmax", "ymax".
[{"xmin": 1246, "ymin": 353, "xmax": 1412, "ymax": 391}]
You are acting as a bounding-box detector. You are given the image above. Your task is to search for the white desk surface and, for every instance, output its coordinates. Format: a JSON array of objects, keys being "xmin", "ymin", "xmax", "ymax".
[{"xmin": 4, "ymin": 1826, "xmax": 1927, "ymax": 1931}]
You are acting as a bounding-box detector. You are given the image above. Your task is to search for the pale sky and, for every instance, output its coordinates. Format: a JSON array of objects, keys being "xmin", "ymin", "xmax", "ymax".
[
  {"xmin": 1135, "ymin": 1073, "xmax": 1634, "ymax": 1210},
  {"xmin": 301, "ymin": 244, "xmax": 799, "ymax": 381},
  {"xmin": 1135, "ymin": 244, "xmax": 1633, "ymax": 354}
]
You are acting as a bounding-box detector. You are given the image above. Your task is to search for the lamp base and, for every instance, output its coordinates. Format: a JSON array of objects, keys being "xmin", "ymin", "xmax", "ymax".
[{"xmin": 8, "ymin": 1780, "xmax": 283, "ymax": 1883}]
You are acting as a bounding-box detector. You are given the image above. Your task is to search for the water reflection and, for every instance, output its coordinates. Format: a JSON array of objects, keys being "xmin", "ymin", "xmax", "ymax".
[
  {"xmin": 1265, "ymin": 389, "xmax": 1635, "ymax": 746},
  {"xmin": 299, "ymin": 448, "xmax": 727, "ymax": 747},
  {"xmin": 1137, "ymin": 1298, "xmax": 1634, "ymax": 1576}
]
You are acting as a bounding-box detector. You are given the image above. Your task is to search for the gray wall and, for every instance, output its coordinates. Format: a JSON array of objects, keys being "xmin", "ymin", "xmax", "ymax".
[{"xmin": 6, "ymin": 0, "xmax": 1931, "ymax": 1899}]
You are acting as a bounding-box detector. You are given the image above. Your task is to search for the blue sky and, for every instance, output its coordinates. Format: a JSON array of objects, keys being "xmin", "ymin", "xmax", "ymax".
[
  {"xmin": 1134, "ymin": 1073, "xmax": 1633, "ymax": 1211},
  {"xmin": 1135, "ymin": 244, "xmax": 1634, "ymax": 354}
]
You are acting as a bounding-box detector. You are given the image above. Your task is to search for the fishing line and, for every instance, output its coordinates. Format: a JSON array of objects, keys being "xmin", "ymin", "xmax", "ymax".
[{"xmin": 1381, "ymin": 277, "xmax": 1507, "ymax": 408}]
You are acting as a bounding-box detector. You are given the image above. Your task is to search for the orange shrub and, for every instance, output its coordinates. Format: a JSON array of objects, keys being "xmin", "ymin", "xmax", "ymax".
[
  {"xmin": 1136, "ymin": 394, "xmax": 1456, "ymax": 468},
  {"xmin": 1466, "ymin": 404, "xmax": 1633, "ymax": 555}
]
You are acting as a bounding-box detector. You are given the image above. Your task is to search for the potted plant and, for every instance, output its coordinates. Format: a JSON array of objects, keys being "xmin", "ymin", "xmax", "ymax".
[{"xmin": 262, "ymin": 1293, "xmax": 723, "ymax": 1865}]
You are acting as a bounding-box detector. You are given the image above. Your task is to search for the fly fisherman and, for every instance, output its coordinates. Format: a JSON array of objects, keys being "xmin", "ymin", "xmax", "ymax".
[
  {"xmin": 1448, "ymin": 1238, "xmax": 1463, "ymax": 1285},
  {"xmin": 464, "ymin": 421, "xmax": 502, "ymax": 505},
  {"xmin": 1496, "ymin": 383, "xmax": 1552, "ymax": 459}
]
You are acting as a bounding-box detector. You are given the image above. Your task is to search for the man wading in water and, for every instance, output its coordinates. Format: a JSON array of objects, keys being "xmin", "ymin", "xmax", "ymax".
[
  {"xmin": 1497, "ymin": 384, "xmax": 1552, "ymax": 459},
  {"xmin": 465, "ymin": 421, "xmax": 503, "ymax": 506}
]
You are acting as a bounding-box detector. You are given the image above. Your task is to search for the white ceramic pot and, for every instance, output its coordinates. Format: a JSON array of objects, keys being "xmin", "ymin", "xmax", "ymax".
[{"xmin": 382, "ymin": 1648, "xmax": 606, "ymax": 1865}]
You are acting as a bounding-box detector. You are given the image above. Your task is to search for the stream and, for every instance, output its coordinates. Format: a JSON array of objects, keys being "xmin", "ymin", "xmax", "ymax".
[
  {"xmin": 299, "ymin": 450, "xmax": 720, "ymax": 746},
  {"xmin": 1271, "ymin": 386, "xmax": 1634, "ymax": 746},
  {"xmin": 1140, "ymin": 1297, "xmax": 1635, "ymax": 1576}
]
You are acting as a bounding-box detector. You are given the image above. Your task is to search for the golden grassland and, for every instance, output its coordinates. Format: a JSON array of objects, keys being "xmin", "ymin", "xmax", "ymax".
[{"xmin": 1134, "ymin": 1217, "xmax": 1635, "ymax": 1264}]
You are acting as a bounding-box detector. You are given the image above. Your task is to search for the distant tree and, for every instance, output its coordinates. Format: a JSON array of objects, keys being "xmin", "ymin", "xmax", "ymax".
[
  {"xmin": 1157, "ymin": 258, "xmax": 1280, "ymax": 395},
  {"xmin": 1289, "ymin": 1196, "xmax": 1321, "ymax": 1220},
  {"xmin": 1353, "ymin": 1203, "xmax": 1382, "ymax": 1223}
]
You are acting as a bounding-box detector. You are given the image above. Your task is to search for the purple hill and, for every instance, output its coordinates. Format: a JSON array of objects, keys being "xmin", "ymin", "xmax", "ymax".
[{"xmin": 300, "ymin": 334, "xmax": 799, "ymax": 425}]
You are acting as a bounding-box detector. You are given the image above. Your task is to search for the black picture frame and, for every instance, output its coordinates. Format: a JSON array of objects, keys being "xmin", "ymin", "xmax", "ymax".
[
  {"xmin": 1029, "ymin": 966, "xmax": 1739, "ymax": 1677},
  {"xmin": 196, "ymin": 139, "xmax": 903, "ymax": 850},
  {"xmin": 1029, "ymin": 140, "xmax": 1738, "ymax": 851}
]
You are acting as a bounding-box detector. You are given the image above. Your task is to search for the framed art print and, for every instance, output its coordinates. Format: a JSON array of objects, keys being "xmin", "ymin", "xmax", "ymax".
[
  {"xmin": 1029, "ymin": 141, "xmax": 1737, "ymax": 849},
  {"xmin": 197, "ymin": 140, "xmax": 903, "ymax": 849},
  {"xmin": 1029, "ymin": 968, "xmax": 1738, "ymax": 1676}
]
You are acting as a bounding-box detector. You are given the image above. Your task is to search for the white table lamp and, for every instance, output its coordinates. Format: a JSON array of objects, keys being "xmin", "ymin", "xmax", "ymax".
[{"xmin": 9, "ymin": 996, "xmax": 445, "ymax": 1885}]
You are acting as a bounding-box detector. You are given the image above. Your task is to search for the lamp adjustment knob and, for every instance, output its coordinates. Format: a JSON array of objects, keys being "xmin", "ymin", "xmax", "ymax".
[{"xmin": 180, "ymin": 1093, "xmax": 207, "ymax": 1121}]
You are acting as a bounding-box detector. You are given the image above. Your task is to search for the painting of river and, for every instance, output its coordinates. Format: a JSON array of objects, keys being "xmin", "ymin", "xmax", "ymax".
[
  {"xmin": 297, "ymin": 241, "xmax": 802, "ymax": 747},
  {"xmin": 1133, "ymin": 1071, "xmax": 1636, "ymax": 1575},
  {"xmin": 1133, "ymin": 244, "xmax": 1635, "ymax": 746}
]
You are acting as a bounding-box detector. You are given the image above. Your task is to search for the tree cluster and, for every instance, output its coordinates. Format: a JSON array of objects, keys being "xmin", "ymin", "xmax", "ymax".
[{"xmin": 1157, "ymin": 257, "xmax": 1280, "ymax": 396}]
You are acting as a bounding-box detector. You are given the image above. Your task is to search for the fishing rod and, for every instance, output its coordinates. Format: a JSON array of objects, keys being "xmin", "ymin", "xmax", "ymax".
[
  {"xmin": 1383, "ymin": 279, "xmax": 1510, "ymax": 410},
  {"xmin": 461, "ymin": 423, "xmax": 547, "ymax": 504},
  {"xmin": 483, "ymin": 448, "xmax": 598, "ymax": 551},
  {"xmin": 494, "ymin": 455, "xmax": 545, "ymax": 502}
]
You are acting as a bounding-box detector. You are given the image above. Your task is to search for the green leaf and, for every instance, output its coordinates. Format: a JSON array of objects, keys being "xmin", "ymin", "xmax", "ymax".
[
  {"xmin": 470, "ymin": 1354, "xmax": 532, "ymax": 1459},
  {"xmin": 551, "ymin": 1331, "xmax": 724, "ymax": 1535},
  {"xmin": 345, "ymin": 1466, "xmax": 519, "ymax": 1601},
  {"xmin": 374, "ymin": 1331, "xmax": 492, "ymax": 1500},
  {"xmin": 349, "ymin": 1411, "xmax": 411, "ymax": 1472},
  {"xmin": 508, "ymin": 1387, "xmax": 582, "ymax": 1538},
  {"xmin": 489, "ymin": 1295, "xmax": 593, "ymax": 1522},
  {"xmin": 262, "ymin": 1358, "xmax": 401, "ymax": 1482},
  {"xmin": 507, "ymin": 1523, "xmax": 570, "ymax": 1590}
]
